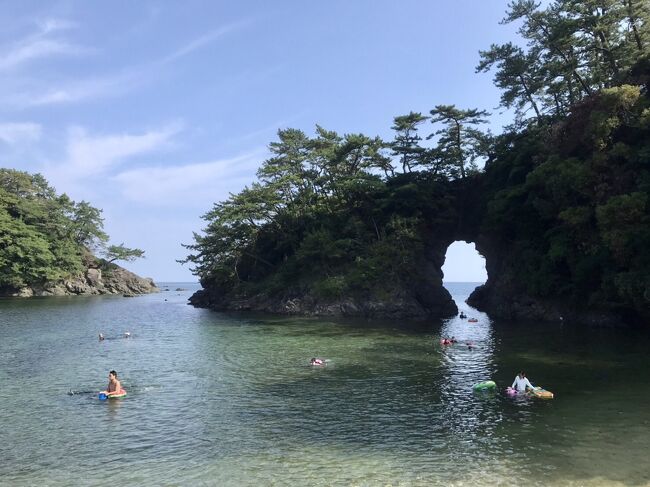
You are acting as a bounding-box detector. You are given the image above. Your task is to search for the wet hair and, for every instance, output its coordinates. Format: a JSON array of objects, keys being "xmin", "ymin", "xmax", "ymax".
[
  {"xmin": 519, "ymin": 371, "xmax": 526, "ymax": 376},
  {"xmin": 109, "ymin": 370, "xmax": 118, "ymax": 377}
]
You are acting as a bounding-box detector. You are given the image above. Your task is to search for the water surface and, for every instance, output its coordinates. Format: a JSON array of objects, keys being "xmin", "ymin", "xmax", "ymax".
[{"xmin": 0, "ymin": 282, "xmax": 649, "ymax": 486}]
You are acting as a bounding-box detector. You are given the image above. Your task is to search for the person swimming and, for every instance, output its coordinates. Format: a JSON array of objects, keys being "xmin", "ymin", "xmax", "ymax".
[
  {"xmin": 98, "ymin": 333, "xmax": 105, "ymax": 341},
  {"xmin": 124, "ymin": 332, "xmax": 131, "ymax": 338},
  {"xmin": 440, "ymin": 338, "xmax": 452, "ymax": 346},
  {"xmin": 310, "ymin": 358, "xmax": 324, "ymax": 366},
  {"xmin": 100, "ymin": 370, "xmax": 126, "ymax": 397}
]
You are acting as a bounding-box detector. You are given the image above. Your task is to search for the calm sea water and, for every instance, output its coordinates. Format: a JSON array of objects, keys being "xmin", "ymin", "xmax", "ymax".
[{"xmin": 0, "ymin": 282, "xmax": 649, "ymax": 486}]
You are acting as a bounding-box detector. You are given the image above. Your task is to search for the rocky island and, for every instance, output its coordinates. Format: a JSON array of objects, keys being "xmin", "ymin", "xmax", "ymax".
[
  {"xmin": 0, "ymin": 169, "xmax": 157, "ymax": 298},
  {"xmin": 186, "ymin": 0, "xmax": 650, "ymax": 326}
]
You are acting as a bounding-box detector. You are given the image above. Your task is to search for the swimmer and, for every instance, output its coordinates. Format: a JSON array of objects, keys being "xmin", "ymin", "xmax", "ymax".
[
  {"xmin": 100, "ymin": 370, "xmax": 125, "ymax": 397},
  {"xmin": 99, "ymin": 333, "xmax": 105, "ymax": 341},
  {"xmin": 310, "ymin": 358, "xmax": 324, "ymax": 366},
  {"xmin": 450, "ymin": 336, "xmax": 457, "ymax": 344},
  {"xmin": 124, "ymin": 332, "xmax": 131, "ymax": 338},
  {"xmin": 467, "ymin": 341, "xmax": 474, "ymax": 350},
  {"xmin": 440, "ymin": 338, "xmax": 452, "ymax": 346}
]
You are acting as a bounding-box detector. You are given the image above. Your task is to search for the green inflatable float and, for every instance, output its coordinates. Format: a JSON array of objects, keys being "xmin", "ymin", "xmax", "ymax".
[{"xmin": 472, "ymin": 380, "xmax": 496, "ymax": 391}]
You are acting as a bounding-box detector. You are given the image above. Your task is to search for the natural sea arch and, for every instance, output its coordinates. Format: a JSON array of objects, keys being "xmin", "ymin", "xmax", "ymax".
[{"xmin": 441, "ymin": 241, "xmax": 487, "ymax": 285}]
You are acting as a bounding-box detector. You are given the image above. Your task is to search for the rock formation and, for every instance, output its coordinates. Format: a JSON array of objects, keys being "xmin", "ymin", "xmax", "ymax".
[{"xmin": 4, "ymin": 255, "xmax": 158, "ymax": 297}]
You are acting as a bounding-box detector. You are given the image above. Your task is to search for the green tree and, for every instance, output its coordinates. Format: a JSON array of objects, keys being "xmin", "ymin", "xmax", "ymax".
[
  {"xmin": 69, "ymin": 201, "xmax": 109, "ymax": 248},
  {"xmin": 390, "ymin": 112, "xmax": 428, "ymax": 173},
  {"xmin": 477, "ymin": 42, "xmax": 544, "ymax": 122},
  {"xmin": 103, "ymin": 244, "xmax": 145, "ymax": 264},
  {"xmin": 428, "ymin": 105, "xmax": 490, "ymax": 179},
  {"xmin": 0, "ymin": 168, "xmax": 143, "ymax": 291}
]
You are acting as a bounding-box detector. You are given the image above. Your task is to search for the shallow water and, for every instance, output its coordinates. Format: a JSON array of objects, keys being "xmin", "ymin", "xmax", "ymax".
[{"xmin": 0, "ymin": 282, "xmax": 649, "ymax": 486}]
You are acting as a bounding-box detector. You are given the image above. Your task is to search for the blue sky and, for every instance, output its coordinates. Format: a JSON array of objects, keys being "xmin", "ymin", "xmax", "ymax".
[{"xmin": 1, "ymin": 1, "xmax": 516, "ymax": 282}]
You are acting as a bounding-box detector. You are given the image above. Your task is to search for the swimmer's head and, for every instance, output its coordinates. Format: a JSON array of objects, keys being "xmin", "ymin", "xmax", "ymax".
[{"xmin": 109, "ymin": 370, "xmax": 118, "ymax": 379}]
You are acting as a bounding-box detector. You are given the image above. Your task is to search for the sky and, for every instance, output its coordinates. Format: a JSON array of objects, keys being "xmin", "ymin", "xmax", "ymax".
[{"xmin": 0, "ymin": 1, "xmax": 516, "ymax": 282}]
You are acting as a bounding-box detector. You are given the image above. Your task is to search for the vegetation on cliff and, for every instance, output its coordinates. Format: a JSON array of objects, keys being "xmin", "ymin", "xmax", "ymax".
[
  {"xmin": 0, "ymin": 169, "xmax": 146, "ymax": 293},
  {"xmin": 186, "ymin": 0, "xmax": 650, "ymax": 320}
]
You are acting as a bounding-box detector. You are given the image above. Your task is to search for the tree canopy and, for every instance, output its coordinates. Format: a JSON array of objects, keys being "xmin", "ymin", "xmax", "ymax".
[{"xmin": 0, "ymin": 169, "xmax": 144, "ymax": 290}]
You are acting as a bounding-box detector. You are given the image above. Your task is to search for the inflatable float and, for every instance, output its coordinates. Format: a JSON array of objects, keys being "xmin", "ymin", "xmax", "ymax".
[
  {"xmin": 468, "ymin": 318, "xmax": 478, "ymax": 323},
  {"xmin": 505, "ymin": 386, "xmax": 554, "ymax": 399},
  {"xmin": 528, "ymin": 387, "xmax": 554, "ymax": 399},
  {"xmin": 473, "ymin": 380, "xmax": 496, "ymax": 391},
  {"xmin": 98, "ymin": 390, "xmax": 127, "ymax": 400}
]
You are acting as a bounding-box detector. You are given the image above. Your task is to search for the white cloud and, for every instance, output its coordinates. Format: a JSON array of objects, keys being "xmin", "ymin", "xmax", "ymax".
[
  {"xmin": 160, "ymin": 20, "xmax": 251, "ymax": 65},
  {"xmin": 112, "ymin": 150, "xmax": 265, "ymax": 207},
  {"xmin": 38, "ymin": 19, "xmax": 77, "ymax": 34},
  {"xmin": 63, "ymin": 122, "xmax": 183, "ymax": 178},
  {"xmin": 22, "ymin": 71, "xmax": 140, "ymax": 106},
  {"xmin": 5, "ymin": 20, "xmax": 250, "ymax": 108},
  {"xmin": 0, "ymin": 18, "xmax": 89, "ymax": 71},
  {"xmin": 0, "ymin": 122, "xmax": 41, "ymax": 144}
]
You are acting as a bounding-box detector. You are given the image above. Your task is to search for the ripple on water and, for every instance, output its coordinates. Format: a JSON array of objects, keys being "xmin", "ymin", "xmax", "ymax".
[{"xmin": 1, "ymin": 285, "xmax": 650, "ymax": 486}]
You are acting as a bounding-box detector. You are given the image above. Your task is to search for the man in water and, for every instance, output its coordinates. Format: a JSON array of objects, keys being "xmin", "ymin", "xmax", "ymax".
[
  {"xmin": 511, "ymin": 371, "xmax": 534, "ymax": 392},
  {"xmin": 100, "ymin": 370, "xmax": 125, "ymax": 397}
]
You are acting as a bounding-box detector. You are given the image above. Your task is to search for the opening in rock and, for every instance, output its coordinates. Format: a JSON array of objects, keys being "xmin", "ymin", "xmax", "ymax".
[{"xmin": 441, "ymin": 241, "xmax": 486, "ymax": 307}]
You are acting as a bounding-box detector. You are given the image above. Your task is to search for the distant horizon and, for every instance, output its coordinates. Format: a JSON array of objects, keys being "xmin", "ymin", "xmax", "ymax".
[{"xmin": 152, "ymin": 280, "xmax": 486, "ymax": 284}]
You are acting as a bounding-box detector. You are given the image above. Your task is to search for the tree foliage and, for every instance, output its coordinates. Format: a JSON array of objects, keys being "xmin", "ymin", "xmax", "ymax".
[
  {"xmin": 104, "ymin": 244, "xmax": 145, "ymax": 264},
  {"xmin": 0, "ymin": 169, "xmax": 143, "ymax": 290},
  {"xmin": 186, "ymin": 1, "xmax": 650, "ymax": 319},
  {"xmin": 478, "ymin": 0, "xmax": 650, "ymax": 124}
]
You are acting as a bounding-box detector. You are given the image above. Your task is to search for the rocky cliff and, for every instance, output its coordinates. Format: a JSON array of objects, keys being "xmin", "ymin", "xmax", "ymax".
[
  {"xmin": 188, "ymin": 85, "xmax": 650, "ymax": 326},
  {"xmin": 190, "ymin": 280, "xmax": 456, "ymax": 319},
  {"xmin": 3, "ymin": 255, "xmax": 158, "ymax": 297}
]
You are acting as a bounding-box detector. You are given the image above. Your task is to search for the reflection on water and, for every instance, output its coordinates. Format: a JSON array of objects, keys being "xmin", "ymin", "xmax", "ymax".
[
  {"xmin": 437, "ymin": 284, "xmax": 507, "ymax": 471},
  {"xmin": 0, "ymin": 282, "xmax": 649, "ymax": 486}
]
